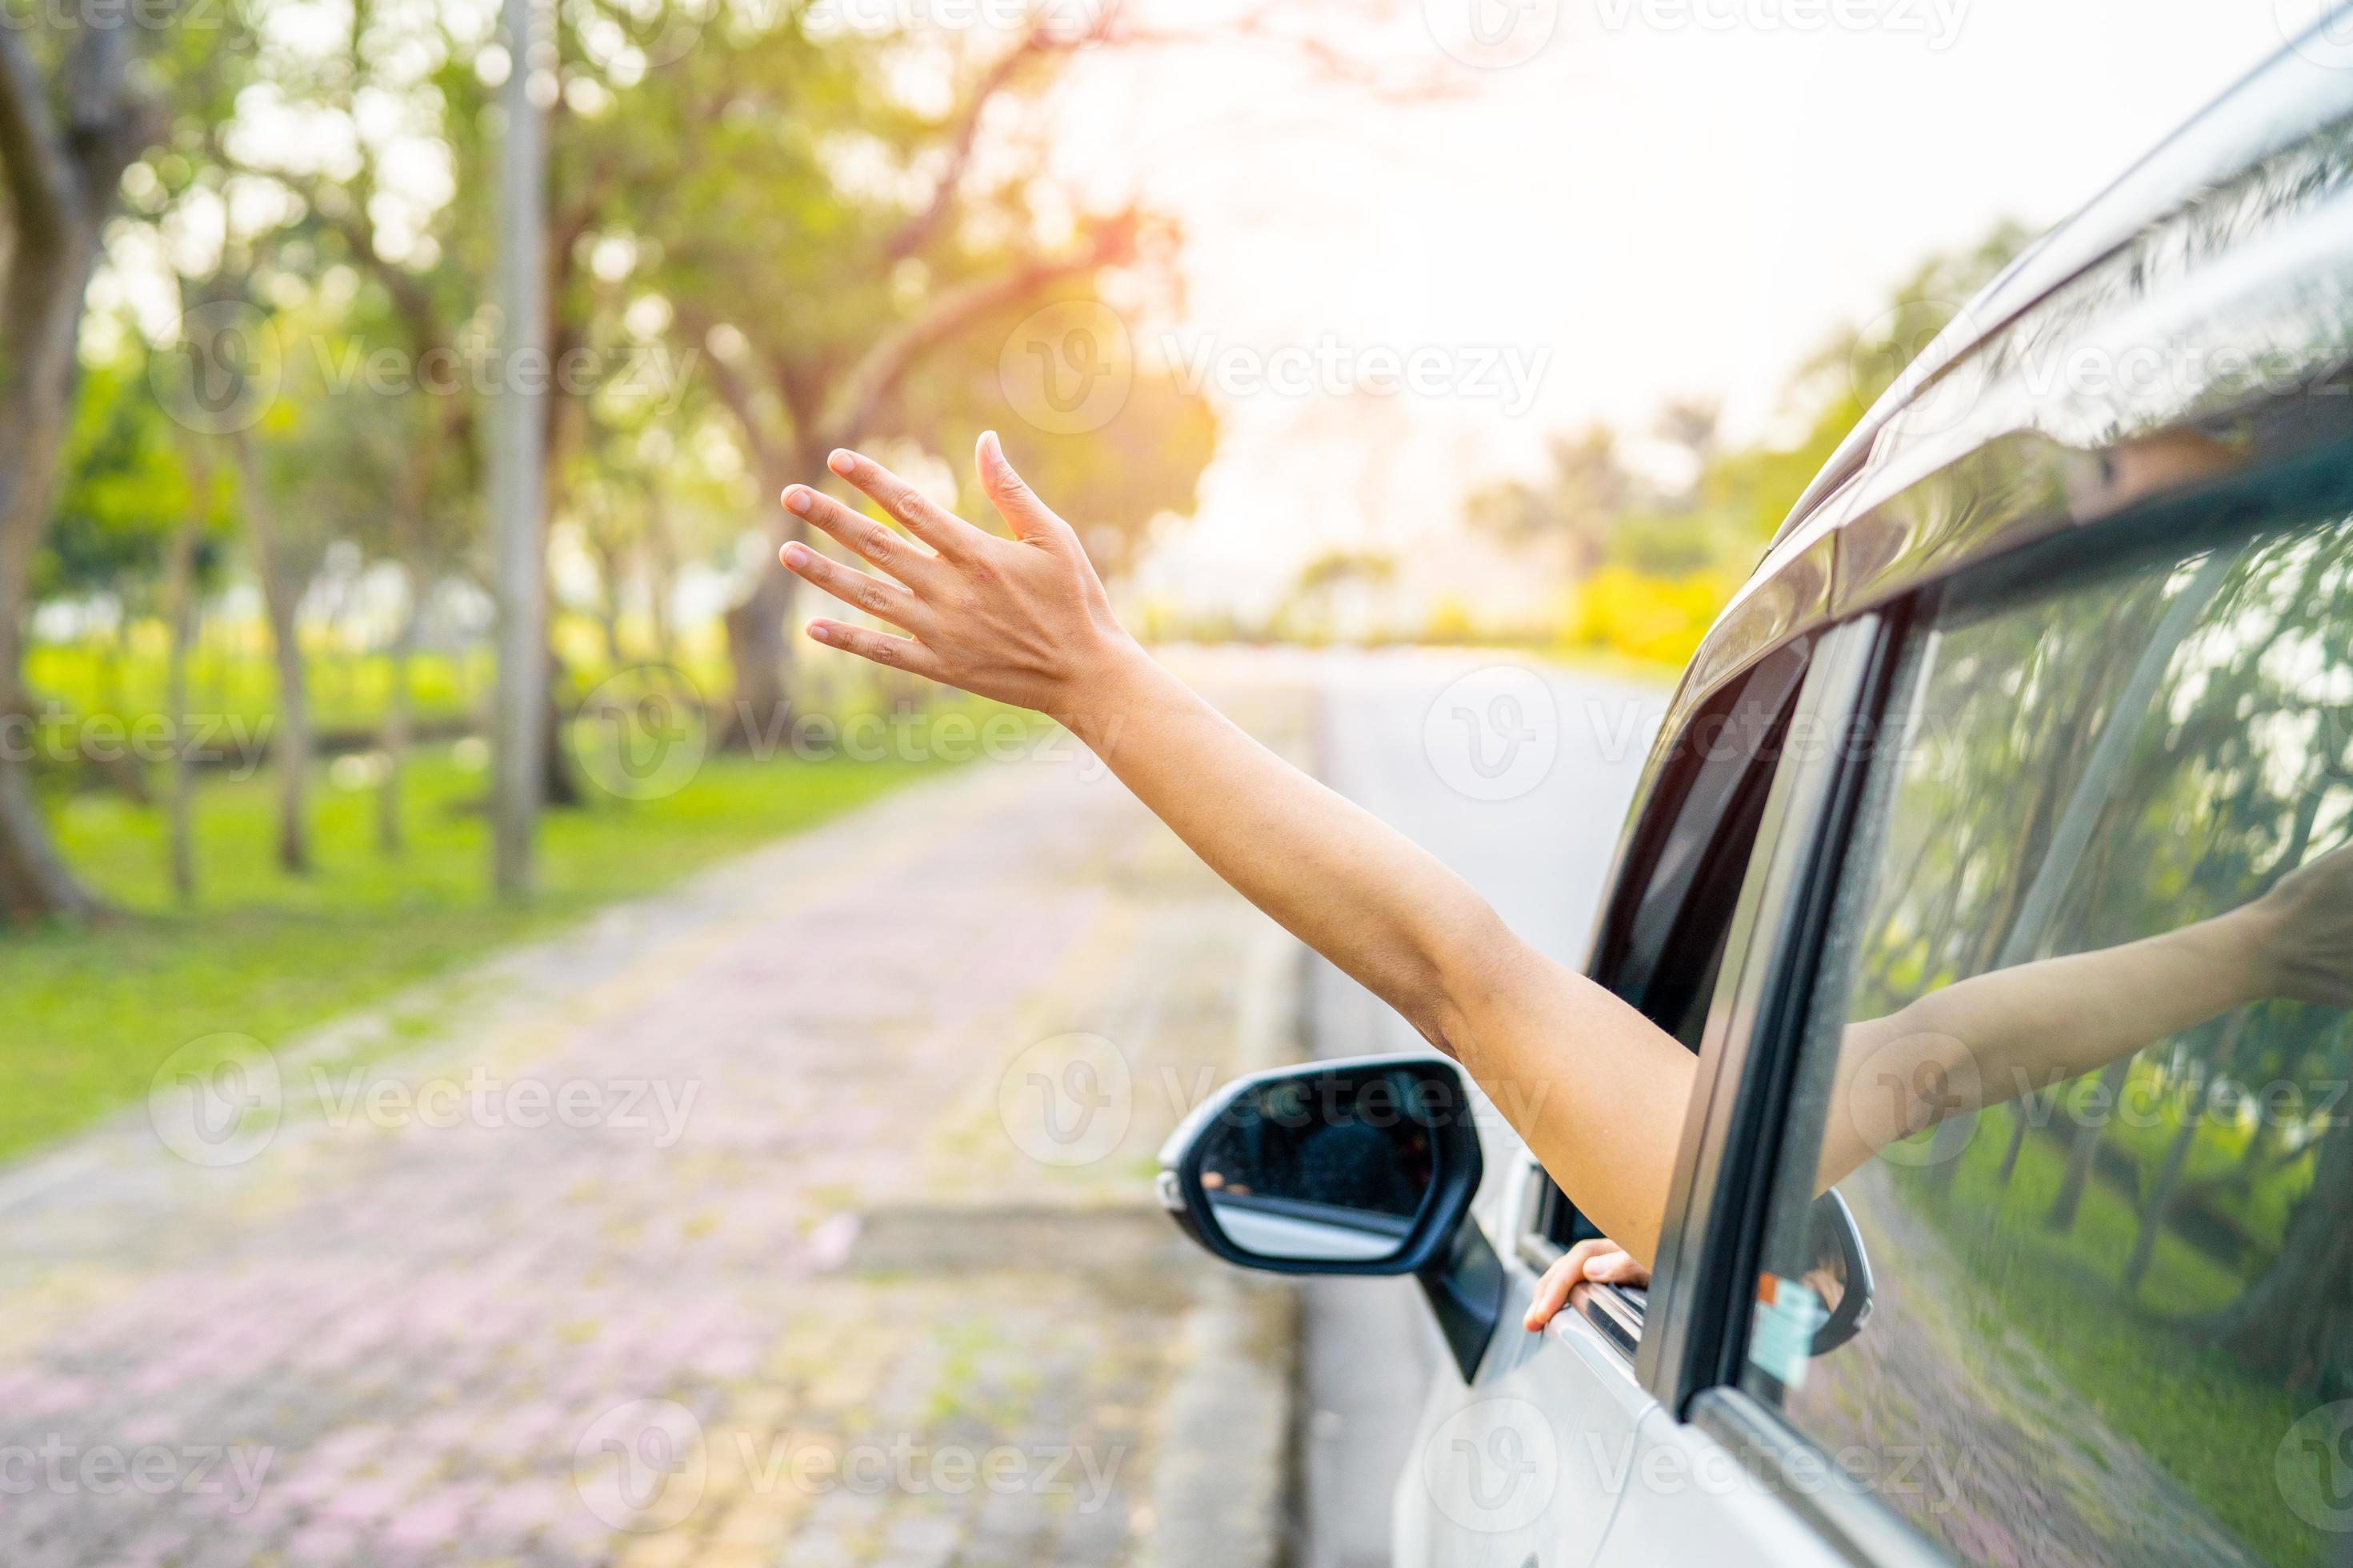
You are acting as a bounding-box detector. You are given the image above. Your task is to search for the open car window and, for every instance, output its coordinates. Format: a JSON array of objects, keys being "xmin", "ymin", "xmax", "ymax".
[{"xmin": 1526, "ymin": 642, "xmax": 1815, "ymax": 1287}]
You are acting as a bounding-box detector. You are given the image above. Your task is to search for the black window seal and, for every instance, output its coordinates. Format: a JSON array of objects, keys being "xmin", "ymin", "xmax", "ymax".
[
  {"xmin": 1531, "ymin": 643, "xmax": 1820, "ymax": 1361},
  {"xmin": 1635, "ymin": 611, "xmax": 1905, "ymax": 1412},
  {"xmin": 1587, "ymin": 642, "xmax": 1814, "ymax": 1025},
  {"xmin": 1512, "ymin": 1200, "xmax": 1647, "ymax": 1365}
]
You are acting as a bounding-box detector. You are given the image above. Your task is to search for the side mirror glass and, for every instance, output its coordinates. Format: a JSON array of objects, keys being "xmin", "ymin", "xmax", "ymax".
[
  {"xmin": 1803, "ymin": 1189, "xmax": 1875, "ymax": 1355},
  {"xmin": 1158, "ymin": 1054, "xmax": 1484, "ymax": 1277}
]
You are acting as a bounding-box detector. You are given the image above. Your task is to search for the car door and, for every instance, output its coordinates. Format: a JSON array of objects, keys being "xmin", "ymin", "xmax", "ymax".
[
  {"xmin": 1395, "ymin": 638, "xmax": 1819, "ymax": 1568},
  {"xmin": 1598, "ymin": 461, "xmax": 2353, "ymax": 1566}
]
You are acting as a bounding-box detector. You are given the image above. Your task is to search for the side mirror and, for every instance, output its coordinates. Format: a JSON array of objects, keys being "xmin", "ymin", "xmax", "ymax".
[
  {"xmin": 1803, "ymin": 1189, "xmax": 1875, "ymax": 1356},
  {"xmin": 1158, "ymin": 1054, "xmax": 1483, "ymax": 1274},
  {"xmin": 1158, "ymin": 1054, "xmax": 1503, "ymax": 1379},
  {"xmin": 1751, "ymin": 1189, "xmax": 1879, "ymax": 1389}
]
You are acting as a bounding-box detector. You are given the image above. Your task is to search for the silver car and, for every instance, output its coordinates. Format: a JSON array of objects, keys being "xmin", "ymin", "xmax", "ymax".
[{"xmin": 1163, "ymin": 14, "xmax": 2353, "ymax": 1566}]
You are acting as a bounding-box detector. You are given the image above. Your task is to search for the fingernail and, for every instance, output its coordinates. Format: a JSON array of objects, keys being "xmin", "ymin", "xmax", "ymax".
[
  {"xmin": 782, "ymin": 542, "xmax": 807, "ymax": 566},
  {"xmin": 783, "ymin": 486, "xmax": 812, "ymax": 514},
  {"xmin": 827, "ymin": 450, "xmax": 855, "ymax": 477},
  {"xmin": 979, "ymin": 430, "xmax": 1004, "ymax": 472},
  {"xmin": 807, "ymin": 622, "xmax": 831, "ymax": 643}
]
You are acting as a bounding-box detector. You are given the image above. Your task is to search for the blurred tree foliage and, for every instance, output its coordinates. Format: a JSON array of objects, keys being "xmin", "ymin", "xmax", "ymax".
[
  {"xmin": 1883, "ymin": 526, "xmax": 2353, "ymax": 1332},
  {"xmin": 1473, "ymin": 218, "xmax": 2040, "ymax": 668},
  {"xmin": 1, "ymin": 0, "xmax": 1243, "ymax": 916}
]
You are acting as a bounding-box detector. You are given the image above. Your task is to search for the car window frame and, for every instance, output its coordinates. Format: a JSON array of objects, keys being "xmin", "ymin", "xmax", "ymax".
[
  {"xmin": 1632, "ymin": 613, "xmax": 1902, "ymax": 1416},
  {"xmin": 1584, "ymin": 637, "xmax": 1819, "ymax": 1047},
  {"xmin": 1514, "ymin": 635, "xmax": 1830, "ymax": 1362}
]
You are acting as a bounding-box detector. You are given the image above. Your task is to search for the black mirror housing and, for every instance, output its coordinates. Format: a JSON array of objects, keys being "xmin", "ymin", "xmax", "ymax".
[
  {"xmin": 1156, "ymin": 1053, "xmax": 1485, "ymax": 1277},
  {"xmin": 1156, "ymin": 1053, "xmax": 1503, "ymax": 1378}
]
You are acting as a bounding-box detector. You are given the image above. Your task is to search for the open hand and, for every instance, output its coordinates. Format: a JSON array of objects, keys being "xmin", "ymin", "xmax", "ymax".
[
  {"xmin": 2251, "ymin": 839, "xmax": 2353, "ymax": 1010},
  {"xmin": 1523, "ymin": 1238, "xmax": 1651, "ymax": 1333},
  {"xmin": 778, "ymin": 434, "xmax": 1141, "ymax": 719}
]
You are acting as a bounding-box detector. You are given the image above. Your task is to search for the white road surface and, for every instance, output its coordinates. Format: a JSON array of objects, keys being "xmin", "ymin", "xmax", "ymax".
[{"xmin": 1287, "ymin": 649, "xmax": 1667, "ymax": 1568}]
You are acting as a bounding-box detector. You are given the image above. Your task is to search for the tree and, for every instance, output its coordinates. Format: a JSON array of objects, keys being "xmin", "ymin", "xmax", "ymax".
[
  {"xmin": 240, "ymin": 1, "xmax": 486, "ymax": 857},
  {"xmin": 1463, "ymin": 221, "xmax": 2040, "ymax": 630},
  {"xmin": 1277, "ymin": 548, "xmax": 1395, "ymax": 642},
  {"xmin": 0, "ymin": 24, "xmax": 162, "ymax": 920},
  {"xmin": 2207, "ymin": 1078, "xmax": 2353, "ymax": 1394},
  {"xmin": 577, "ymin": 6, "xmax": 1195, "ymax": 746},
  {"xmin": 42, "ymin": 348, "xmax": 187, "ymax": 804},
  {"xmin": 1466, "ymin": 424, "xmax": 1632, "ymax": 582}
]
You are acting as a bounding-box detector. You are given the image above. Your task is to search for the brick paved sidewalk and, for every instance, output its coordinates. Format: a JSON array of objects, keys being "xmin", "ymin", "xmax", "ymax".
[{"xmin": 0, "ymin": 689, "xmax": 1310, "ymax": 1567}]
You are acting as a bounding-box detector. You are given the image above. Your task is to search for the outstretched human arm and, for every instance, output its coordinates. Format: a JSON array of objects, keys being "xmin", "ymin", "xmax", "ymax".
[
  {"xmin": 1814, "ymin": 841, "xmax": 2353, "ymax": 1188},
  {"xmin": 782, "ymin": 438, "xmax": 2353, "ymax": 1285},
  {"xmin": 1525, "ymin": 850, "xmax": 2352, "ymax": 1329},
  {"xmin": 780, "ymin": 438, "xmax": 1697, "ymax": 1264}
]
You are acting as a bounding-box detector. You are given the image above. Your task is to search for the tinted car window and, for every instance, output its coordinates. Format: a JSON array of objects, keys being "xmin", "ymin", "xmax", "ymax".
[
  {"xmin": 1741, "ymin": 503, "xmax": 2353, "ymax": 1566},
  {"xmin": 1540, "ymin": 650, "xmax": 1809, "ymax": 1260},
  {"xmin": 1595, "ymin": 639, "xmax": 1811, "ymax": 1052}
]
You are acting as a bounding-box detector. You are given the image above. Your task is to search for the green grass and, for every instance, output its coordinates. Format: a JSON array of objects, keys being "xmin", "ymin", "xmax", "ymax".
[
  {"xmin": 2097, "ymin": 1058, "xmax": 2310, "ymax": 1254},
  {"xmin": 1895, "ymin": 1104, "xmax": 2315, "ymax": 1564},
  {"xmin": 1, "ymin": 730, "xmax": 962, "ymax": 1162},
  {"xmin": 26, "ymin": 641, "xmax": 497, "ymax": 735}
]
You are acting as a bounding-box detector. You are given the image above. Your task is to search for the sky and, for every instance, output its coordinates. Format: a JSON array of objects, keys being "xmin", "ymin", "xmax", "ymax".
[{"xmin": 1034, "ymin": 0, "xmax": 2308, "ymax": 617}]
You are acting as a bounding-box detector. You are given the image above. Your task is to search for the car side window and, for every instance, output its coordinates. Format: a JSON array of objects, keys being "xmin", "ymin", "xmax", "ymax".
[
  {"xmin": 1533, "ymin": 646, "xmax": 1811, "ymax": 1261},
  {"xmin": 1740, "ymin": 503, "xmax": 2353, "ymax": 1566},
  {"xmin": 1597, "ymin": 639, "xmax": 1815, "ymax": 1050}
]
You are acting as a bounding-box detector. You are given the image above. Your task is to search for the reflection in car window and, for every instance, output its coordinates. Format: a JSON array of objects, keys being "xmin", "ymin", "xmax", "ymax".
[{"xmin": 1745, "ymin": 506, "xmax": 2353, "ymax": 1566}]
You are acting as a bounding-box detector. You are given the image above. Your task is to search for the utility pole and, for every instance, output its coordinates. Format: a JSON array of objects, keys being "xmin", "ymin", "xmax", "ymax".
[{"xmin": 490, "ymin": 0, "xmax": 547, "ymax": 899}]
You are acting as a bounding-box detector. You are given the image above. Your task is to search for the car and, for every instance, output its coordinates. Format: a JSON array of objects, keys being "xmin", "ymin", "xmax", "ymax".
[{"xmin": 1157, "ymin": 14, "xmax": 2353, "ymax": 1567}]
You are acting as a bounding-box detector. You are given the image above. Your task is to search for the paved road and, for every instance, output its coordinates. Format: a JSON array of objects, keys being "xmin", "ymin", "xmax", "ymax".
[
  {"xmin": 0, "ymin": 677, "xmax": 1319, "ymax": 1568},
  {"xmin": 1289, "ymin": 651, "xmax": 1663, "ymax": 1568},
  {"xmin": 0, "ymin": 652, "xmax": 1658, "ymax": 1568}
]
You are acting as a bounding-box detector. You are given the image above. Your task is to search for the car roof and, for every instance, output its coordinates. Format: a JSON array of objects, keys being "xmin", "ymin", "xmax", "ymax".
[
  {"xmin": 1769, "ymin": 23, "xmax": 2353, "ymax": 555},
  {"xmin": 1664, "ymin": 17, "xmax": 2353, "ymax": 753}
]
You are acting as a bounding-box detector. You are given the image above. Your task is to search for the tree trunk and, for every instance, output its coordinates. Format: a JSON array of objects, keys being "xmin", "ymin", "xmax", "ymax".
[
  {"xmin": 163, "ymin": 510, "xmax": 203, "ymax": 902},
  {"xmin": 1996, "ymin": 1091, "xmax": 2043, "ymax": 1184},
  {"xmin": 644, "ymin": 491, "xmax": 679, "ymax": 672},
  {"xmin": 597, "ymin": 601, "xmax": 624, "ymax": 672},
  {"xmin": 2124, "ymin": 1015, "xmax": 2248, "ymax": 1294},
  {"xmin": 377, "ymin": 585, "xmax": 420, "ymax": 858},
  {"xmin": 82, "ymin": 600, "xmax": 150, "ymax": 807},
  {"xmin": 231, "ymin": 433, "xmax": 313, "ymax": 875},
  {"xmin": 716, "ymin": 555, "xmax": 798, "ymax": 754},
  {"xmin": 98, "ymin": 622, "xmax": 123, "ymax": 718},
  {"xmin": 0, "ymin": 206, "xmax": 109, "ymax": 924},
  {"xmin": 2206, "ymin": 1107, "xmax": 2353, "ymax": 1391},
  {"xmin": 541, "ymin": 646, "xmax": 581, "ymax": 808},
  {"xmin": 2124, "ymin": 1074, "xmax": 2205, "ymax": 1294},
  {"xmin": 262, "ymin": 594, "xmax": 313, "ymax": 874},
  {"xmin": 2045, "ymin": 1056, "xmax": 2133, "ymax": 1234}
]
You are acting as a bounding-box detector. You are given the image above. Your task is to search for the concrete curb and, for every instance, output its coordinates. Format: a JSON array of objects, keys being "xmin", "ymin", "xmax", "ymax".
[
  {"xmin": 1142, "ymin": 1273, "xmax": 1299, "ymax": 1568},
  {"xmin": 1139, "ymin": 924, "xmax": 1308, "ymax": 1568}
]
